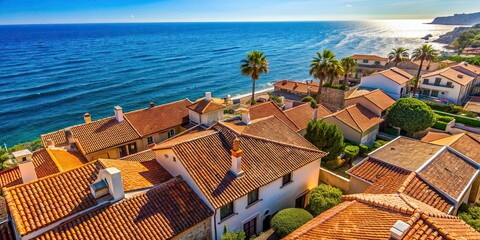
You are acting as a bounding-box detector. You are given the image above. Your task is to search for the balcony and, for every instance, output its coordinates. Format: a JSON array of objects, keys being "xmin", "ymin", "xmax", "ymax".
[{"xmin": 421, "ymin": 82, "xmax": 454, "ymax": 88}]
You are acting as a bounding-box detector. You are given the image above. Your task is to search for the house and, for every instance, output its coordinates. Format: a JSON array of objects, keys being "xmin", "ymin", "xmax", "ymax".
[
  {"xmin": 385, "ymin": 60, "xmax": 451, "ymax": 77},
  {"xmin": 248, "ymin": 101, "xmax": 300, "ymax": 131},
  {"xmin": 359, "ymin": 67, "xmax": 414, "ymax": 99},
  {"xmin": 187, "ymin": 92, "xmax": 225, "ymax": 127},
  {"xmin": 462, "ymin": 47, "xmax": 480, "ymax": 55},
  {"xmin": 153, "ymin": 112, "xmax": 326, "ymax": 239},
  {"xmin": 2, "ymin": 149, "xmax": 213, "ymax": 240},
  {"xmin": 273, "ymin": 80, "xmax": 319, "ymax": 100},
  {"xmin": 345, "ymin": 88, "xmax": 395, "ymax": 117},
  {"xmin": 420, "ymin": 67, "xmax": 475, "ymax": 104},
  {"xmin": 347, "ymin": 136, "xmax": 480, "ymax": 214},
  {"xmin": 284, "ymin": 192, "xmax": 480, "ymax": 240},
  {"xmin": 350, "ymin": 54, "xmax": 388, "ymax": 80},
  {"xmin": 40, "ymin": 98, "xmax": 195, "ymax": 161},
  {"xmin": 284, "ymin": 102, "xmax": 331, "ymax": 135},
  {"xmin": 465, "ymin": 95, "xmax": 480, "ymax": 114},
  {"xmin": 451, "ymin": 61, "xmax": 480, "ymax": 94},
  {"xmin": 322, "ymin": 104, "xmax": 384, "ymax": 145}
]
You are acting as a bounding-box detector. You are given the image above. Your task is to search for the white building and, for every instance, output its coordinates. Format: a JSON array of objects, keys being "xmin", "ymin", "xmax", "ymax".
[
  {"xmin": 153, "ymin": 112, "xmax": 326, "ymax": 240},
  {"xmin": 420, "ymin": 67, "xmax": 474, "ymax": 105},
  {"xmin": 359, "ymin": 67, "xmax": 414, "ymax": 99},
  {"xmin": 187, "ymin": 92, "xmax": 225, "ymax": 127}
]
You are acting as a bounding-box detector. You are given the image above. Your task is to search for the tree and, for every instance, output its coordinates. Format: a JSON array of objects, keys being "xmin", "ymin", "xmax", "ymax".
[
  {"xmin": 301, "ymin": 96, "xmax": 317, "ymax": 108},
  {"xmin": 241, "ymin": 51, "xmax": 269, "ymax": 105},
  {"xmin": 271, "ymin": 208, "xmax": 313, "ymax": 238},
  {"xmin": 388, "ymin": 47, "xmax": 410, "ymax": 67},
  {"xmin": 308, "ymin": 184, "xmax": 343, "ymax": 216},
  {"xmin": 340, "ymin": 57, "xmax": 358, "ymax": 89},
  {"xmin": 222, "ymin": 225, "xmax": 246, "ymax": 240},
  {"xmin": 387, "ymin": 98, "xmax": 436, "ymax": 134},
  {"xmin": 309, "ymin": 50, "xmax": 341, "ymax": 102},
  {"xmin": 305, "ymin": 120, "xmax": 344, "ymax": 161},
  {"xmin": 411, "ymin": 44, "xmax": 439, "ymax": 95}
]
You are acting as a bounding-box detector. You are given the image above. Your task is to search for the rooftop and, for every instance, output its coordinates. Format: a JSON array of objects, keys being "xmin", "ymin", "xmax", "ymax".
[
  {"xmin": 345, "ymin": 88, "xmax": 396, "ymax": 111},
  {"xmin": 464, "ymin": 96, "xmax": 480, "ymax": 114},
  {"xmin": 124, "ymin": 99, "xmax": 192, "ymax": 137},
  {"xmin": 371, "ymin": 67, "xmax": 414, "ymax": 85},
  {"xmin": 284, "ymin": 103, "xmax": 331, "ymax": 131},
  {"xmin": 351, "ymin": 54, "xmax": 388, "ymax": 62},
  {"xmin": 187, "ymin": 98, "xmax": 224, "ymax": 114},
  {"xmin": 422, "ymin": 67, "xmax": 474, "ymax": 86},
  {"xmin": 324, "ymin": 104, "xmax": 384, "ymax": 132},
  {"xmin": 452, "ymin": 61, "xmax": 480, "ymax": 76},
  {"xmin": 248, "ymin": 101, "xmax": 300, "ymax": 131},
  {"xmin": 273, "ymin": 80, "xmax": 319, "ymax": 94}
]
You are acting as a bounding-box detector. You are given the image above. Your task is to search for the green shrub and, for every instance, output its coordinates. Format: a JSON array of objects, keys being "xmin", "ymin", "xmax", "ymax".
[
  {"xmin": 434, "ymin": 110, "xmax": 480, "ymax": 127},
  {"xmin": 373, "ymin": 140, "xmax": 388, "ymax": 149},
  {"xmin": 435, "ymin": 114, "xmax": 455, "ymax": 123},
  {"xmin": 323, "ymin": 157, "xmax": 345, "ymax": 170},
  {"xmin": 222, "ymin": 228, "xmax": 246, "ymax": 240},
  {"xmin": 358, "ymin": 144, "xmax": 368, "ymax": 154},
  {"xmin": 383, "ymin": 127, "xmax": 399, "ymax": 136},
  {"xmin": 459, "ymin": 205, "xmax": 480, "ymax": 231},
  {"xmin": 422, "ymin": 101, "xmax": 465, "ymax": 114},
  {"xmin": 8, "ymin": 139, "xmax": 43, "ymax": 152},
  {"xmin": 223, "ymin": 109, "xmax": 235, "ymax": 114},
  {"xmin": 432, "ymin": 121, "xmax": 448, "ymax": 131},
  {"xmin": 305, "ymin": 120, "xmax": 344, "ymax": 161},
  {"xmin": 344, "ymin": 145, "xmax": 359, "ymax": 160},
  {"xmin": 387, "ymin": 98, "xmax": 436, "ymax": 133},
  {"xmin": 301, "ymin": 96, "xmax": 317, "ymax": 108},
  {"xmin": 271, "ymin": 96, "xmax": 283, "ymax": 106},
  {"xmin": 308, "ymin": 184, "xmax": 343, "ymax": 216},
  {"xmin": 323, "ymin": 82, "xmax": 349, "ymax": 90},
  {"xmin": 271, "ymin": 208, "xmax": 313, "ymax": 238}
]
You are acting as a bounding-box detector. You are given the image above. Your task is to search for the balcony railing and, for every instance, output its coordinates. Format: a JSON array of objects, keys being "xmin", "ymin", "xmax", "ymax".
[{"xmin": 421, "ymin": 82, "xmax": 454, "ymax": 88}]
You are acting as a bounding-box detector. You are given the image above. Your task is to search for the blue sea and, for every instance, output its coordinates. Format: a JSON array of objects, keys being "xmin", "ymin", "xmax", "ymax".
[{"xmin": 0, "ymin": 21, "xmax": 457, "ymax": 146}]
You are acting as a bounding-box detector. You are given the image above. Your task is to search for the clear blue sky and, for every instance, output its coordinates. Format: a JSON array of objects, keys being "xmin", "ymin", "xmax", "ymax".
[{"xmin": 0, "ymin": 0, "xmax": 479, "ymax": 24}]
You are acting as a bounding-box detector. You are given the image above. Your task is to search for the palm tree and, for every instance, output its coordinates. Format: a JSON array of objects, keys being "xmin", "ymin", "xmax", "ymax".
[
  {"xmin": 388, "ymin": 47, "xmax": 410, "ymax": 67},
  {"xmin": 309, "ymin": 50, "xmax": 339, "ymax": 101},
  {"xmin": 327, "ymin": 60, "xmax": 343, "ymax": 86},
  {"xmin": 241, "ymin": 51, "xmax": 269, "ymax": 105},
  {"xmin": 340, "ymin": 57, "xmax": 358, "ymax": 89},
  {"xmin": 411, "ymin": 44, "xmax": 439, "ymax": 95}
]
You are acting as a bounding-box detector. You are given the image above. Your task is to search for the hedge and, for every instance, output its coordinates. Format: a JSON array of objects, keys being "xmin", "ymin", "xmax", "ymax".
[
  {"xmin": 271, "ymin": 208, "xmax": 313, "ymax": 238},
  {"xmin": 344, "ymin": 145, "xmax": 359, "ymax": 160},
  {"xmin": 358, "ymin": 144, "xmax": 368, "ymax": 154},
  {"xmin": 383, "ymin": 127, "xmax": 399, "ymax": 136},
  {"xmin": 323, "ymin": 157, "xmax": 345, "ymax": 170},
  {"xmin": 434, "ymin": 110, "xmax": 480, "ymax": 128},
  {"xmin": 435, "ymin": 114, "xmax": 455, "ymax": 123},
  {"xmin": 432, "ymin": 121, "xmax": 448, "ymax": 131},
  {"xmin": 422, "ymin": 101, "xmax": 465, "ymax": 114},
  {"xmin": 308, "ymin": 184, "xmax": 343, "ymax": 216}
]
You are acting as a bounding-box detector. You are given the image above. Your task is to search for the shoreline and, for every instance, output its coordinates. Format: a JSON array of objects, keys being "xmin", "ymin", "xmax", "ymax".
[{"xmin": 230, "ymin": 87, "xmax": 274, "ymax": 101}]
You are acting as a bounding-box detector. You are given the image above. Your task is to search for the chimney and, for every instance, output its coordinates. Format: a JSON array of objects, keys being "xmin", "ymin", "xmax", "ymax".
[
  {"xmin": 390, "ymin": 220, "xmax": 410, "ymax": 240},
  {"xmin": 282, "ymin": 80, "xmax": 287, "ymax": 85},
  {"xmin": 150, "ymin": 101, "xmax": 155, "ymax": 108},
  {"xmin": 294, "ymin": 82, "xmax": 299, "ymax": 88},
  {"xmin": 205, "ymin": 92, "xmax": 212, "ymax": 101},
  {"xmin": 90, "ymin": 167, "xmax": 124, "ymax": 201},
  {"xmin": 240, "ymin": 108, "xmax": 251, "ymax": 125},
  {"xmin": 114, "ymin": 106, "xmax": 124, "ymax": 122},
  {"xmin": 458, "ymin": 74, "xmax": 464, "ymax": 79},
  {"xmin": 12, "ymin": 149, "xmax": 37, "ymax": 183},
  {"xmin": 46, "ymin": 139, "xmax": 55, "ymax": 148},
  {"xmin": 313, "ymin": 108, "xmax": 318, "ymax": 120},
  {"xmin": 230, "ymin": 138, "xmax": 245, "ymax": 177},
  {"xmin": 84, "ymin": 113, "xmax": 91, "ymax": 123}
]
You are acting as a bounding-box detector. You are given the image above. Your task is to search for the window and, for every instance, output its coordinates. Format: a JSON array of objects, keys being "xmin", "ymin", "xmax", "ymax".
[
  {"xmin": 247, "ymin": 189, "xmax": 259, "ymax": 205},
  {"xmin": 431, "ymin": 90, "xmax": 439, "ymax": 97},
  {"xmin": 243, "ymin": 217, "xmax": 257, "ymax": 239},
  {"xmin": 128, "ymin": 143, "xmax": 137, "ymax": 155},
  {"xmin": 220, "ymin": 202, "xmax": 234, "ymax": 220},
  {"xmin": 295, "ymin": 192, "xmax": 309, "ymax": 209},
  {"xmin": 119, "ymin": 145, "xmax": 127, "ymax": 157},
  {"xmin": 22, "ymin": 157, "xmax": 27, "ymax": 162},
  {"xmin": 446, "ymin": 82, "xmax": 452, "ymax": 87},
  {"xmin": 422, "ymin": 89, "xmax": 430, "ymax": 96},
  {"xmin": 434, "ymin": 78, "xmax": 441, "ymax": 86},
  {"xmin": 147, "ymin": 136, "xmax": 154, "ymax": 144},
  {"xmin": 282, "ymin": 173, "xmax": 292, "ymax": 186},
  {"xmin": 423, "ymin": 79, "xmax": 429, "ymax": 84},
  {"xmin": 167, "ymin": 129, "xmax": 175, "ymax": 138},
  {"xmin": 374, "ymin": 61, "xmax": 381, "ymax": 65},
  {"xmin": 362, "ymin": 59, "xmax": 369, "ymax": 64}
]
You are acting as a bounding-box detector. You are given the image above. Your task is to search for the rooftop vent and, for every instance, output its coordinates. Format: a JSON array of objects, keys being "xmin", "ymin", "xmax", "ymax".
[
  {"xmin": 84, "ymin": 113, "xmax": 91, "ymax": 123},
  {"xmin": 150, "ymin": 101, "xmax": 154, "ymax": 108},
  {"xmin": 294, "ymin": 82, "xmax": 299, "ymax": 87},
  {"xmin": 390, "ymin": 220, "xmax": 410, "ymax": 240},
  {"xmin": 282, "ymin": 80, "xmax": 287, "ymax": 85},
  {"xmin": 240, "ymin": 108, "xmax": 250, "ymax": 125},
  {"xmin": 205, "ymin": 92, "xmax": 212, "ymax": 101},
  {"xmin": 458, "ymin": 74, "xmax": 464, "ymax": 79},
  {"xmin": 90, "ymin": 167, "xmax": 124, "ymax": 202}
]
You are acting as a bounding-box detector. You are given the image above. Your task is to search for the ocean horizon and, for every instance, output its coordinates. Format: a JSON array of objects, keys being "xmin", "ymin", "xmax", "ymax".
[{"xmin": 0, "ymin": 21, "xmax": 458, "ymax": 146}]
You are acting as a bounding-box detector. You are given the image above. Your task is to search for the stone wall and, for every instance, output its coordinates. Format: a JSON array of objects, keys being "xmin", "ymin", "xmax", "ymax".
[
  {"xmin": 317, "ymin": 87, "xmax": 357, "ymax": 112},
  {"xmin": 319, "ymin": 167, "xmax": 350, "ymax": 193},
  {"xmin": 174, "ymin": 218, "xmax": 212, "ymax": 240}
]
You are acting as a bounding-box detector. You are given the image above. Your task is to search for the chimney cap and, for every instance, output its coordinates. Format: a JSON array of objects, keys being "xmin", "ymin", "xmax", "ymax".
[
  {"xmin": 12, "ymin": 149, "xmax": 32, "ymax": 158},
  {"xmin": 84, "ymin": 112, "xmax": 90, "ymax": 117},
  {"xmin": 114, "ymin": 106, "xmax": 122, "ymax": 110},
  {"xmin": 150, "ymin": 101, "xmax": 155, "ymax": 108},
  {"xmin": 232, "ymin": 138, "xmax": 240, "ymax": 151},
  {"xmin": 390, "ymin": 220, "xmax": 410, "ymax": 240}
]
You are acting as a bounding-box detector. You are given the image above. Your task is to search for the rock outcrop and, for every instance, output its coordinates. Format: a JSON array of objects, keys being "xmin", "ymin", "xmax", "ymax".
[{"xmin": 431, "ymin": 12, "xmax": 480, "ymax": 25}]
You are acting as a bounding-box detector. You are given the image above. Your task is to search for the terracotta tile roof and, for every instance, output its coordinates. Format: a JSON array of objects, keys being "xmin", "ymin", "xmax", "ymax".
[
  {"xmin": 372, "ymin": 67, "xmax": 414, "ymax": 85},
  {"xmin": 118, "ymin": 149, "xmax": 156, "ymax": 162},
  {"xmin": 419, "ymin": 149, "xmax": 479, "ymax": 200},
  {"xmin": 187, "ymin": 99, "xmax": 224, "ymax": 114},
  {"xmin": 422, "ymin": 67, "xmax": 474, "ymax": 86},
  {"xmin": 345, "ymin": 89, "xmax": 395, "ymax": 111},
  {"xmin": 40, "ymin": 129, "xmax": 68, "ymax": 147},
  {"xmin": 284, "ymin": 103, "xmax": 331, "ymax": 131},
  {"xmin": 0, "ymin": 196, "xmax": 7, "ymax": 222},
  {"xmin": 124, "ymin": 99, "xmax": 192, "ymax": 137},
  {"xmin": 447, "ymin": 133, "xmax": 480, "ymax": 164},
  {"xmin": 324, "ymin": 104, "xmax": 384, "ymax": 132},
  {"xmin": 216, "ymin": 116, "xmax": 319, "ymax": 151},
  {"xmin": 3, "ymin": 162, "xmax": 102, "ymax": 236},
  {"xmin": 369, "ymin": 137, "xmax": 443, "ymax": 171},
  {"xmin": 285, "ymin": 192, "xmax": 478, "ymax": 240},
  {"xmin": 273, "ymin": 80, "xmax": 319, "ymax": 94},
  {"xmin": 168, "ymin": 130, "xmax": 325, "ymax": 208},
  {"xmin": 98, "ymin": 159, "xmax": 172, "ymax": 192},
  {"xmin": 36, "ymin": 177, "xmax": 213, "ymax": 240},
  {"xmin": 249, "ymin": 101, "xmax": 300, "ymax": 131},
  {"xmin": 32, "ymin": 148, "xmax": 61, "ymax": 178},
  {"xmin": 351, "ymin": 54, "xmax": 388, "ymax": 62},
  {"xmin": 452, "ymin": 62, "xmax": 480, "ymax": 76},
  {"xmin": 348, "ymin": 157, "xmax": 410, "ymax": 185},
  {"xmin": 47, "ymin": 149, "xmax": 88, "ymax": 171},
  {"xmin": 154, "ymin": 129, "xmax": 216, "ymax": 150},
  {"xmin": 70, "ymin": 116, "xmax": 140, "ymax": 154},
  {"xmin": 0, "ymin": 168, "xmax": 23, "ymax": 189},
  {"xmin": 465, "ymin": 96, "xmax": 480, "ymax": 113},
  {"xmin": 420, "ymin": 131, "xmax": 452, "ymax": 143}
]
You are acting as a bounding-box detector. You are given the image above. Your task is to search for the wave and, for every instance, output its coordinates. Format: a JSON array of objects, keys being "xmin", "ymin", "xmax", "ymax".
[
  {"xmin": 62, "ymin": 59, "xmax": 92, "ymax": 65},
  {"xmin": 211, "ymin": 46, "xmax": 240, "ymax": 53}
]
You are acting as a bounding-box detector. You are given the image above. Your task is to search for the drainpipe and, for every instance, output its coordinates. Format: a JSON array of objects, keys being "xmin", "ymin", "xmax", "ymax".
[{"xmin": 214, "ymin": 209, "xmax": 218, "ymax": 240}]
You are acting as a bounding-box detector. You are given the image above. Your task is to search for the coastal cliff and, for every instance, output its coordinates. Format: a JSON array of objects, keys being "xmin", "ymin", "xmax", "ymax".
[
  {"xmin": 431, "ymin": 12, "xmax": 480, "ymax": 25},
  {"xmin": 433, "ymin": 26, "xmax": 472, "ymax": 44}
]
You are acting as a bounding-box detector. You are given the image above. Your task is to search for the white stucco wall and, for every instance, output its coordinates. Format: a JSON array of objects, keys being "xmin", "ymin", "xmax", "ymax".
[
  {"xmin": 419, "ymin": 74, "xmax": 470, "ymax": 105},
  {"xmin": 189, "ymin": 110, "xmax": 201, "ymax": 124},
  {"xmin": 323, "ymin": 116, "xmax": 362, "ymax": 143},
  {"xmin": 360, "ymin": 74, "xmax": 406, "ymax": 100}
]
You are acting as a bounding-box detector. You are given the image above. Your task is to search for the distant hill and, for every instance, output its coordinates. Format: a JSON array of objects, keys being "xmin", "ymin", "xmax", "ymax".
[
  {"xmin": 434, "ymin": 24, "xmax": 480, "ymax": 45},
  {"xmin": 431, "ymin": 12, "xmax": 480, "ymax": 25}
]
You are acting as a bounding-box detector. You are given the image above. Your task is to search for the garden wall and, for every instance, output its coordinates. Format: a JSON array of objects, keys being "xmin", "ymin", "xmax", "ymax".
[
  {"xmin": 318, "ymin": 87, "xmax": 357, "ymax": 112},
  {"xmin": 319, "ymin": 167, "xmax": 350, "ymax": 193}
]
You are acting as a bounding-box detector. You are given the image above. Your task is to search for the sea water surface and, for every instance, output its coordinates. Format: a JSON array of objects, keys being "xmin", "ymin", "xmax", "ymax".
[{"xmin": 0, "ymin": 21, "xmax": 457, "ymax": 145}]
